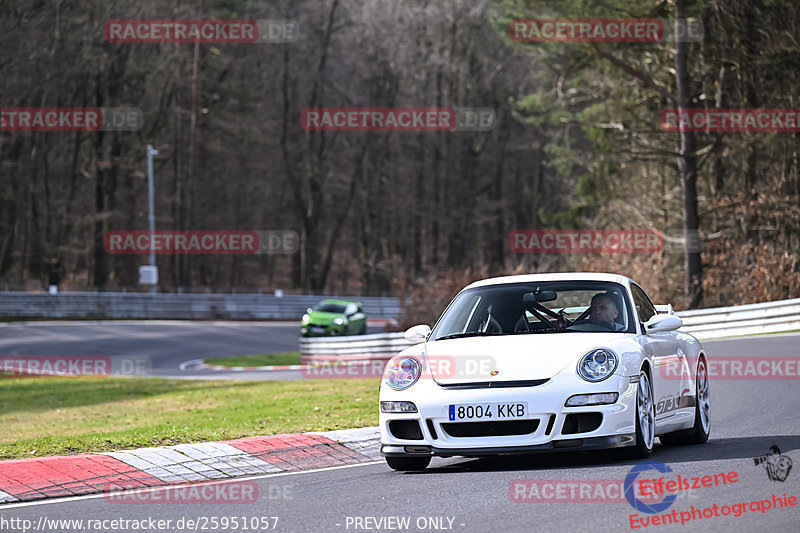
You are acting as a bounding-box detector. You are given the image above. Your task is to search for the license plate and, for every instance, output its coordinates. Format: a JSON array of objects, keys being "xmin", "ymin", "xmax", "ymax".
[
  {"xmin": 311, "ymin": 326, "xmax": 326, "ymax": 333},
  {"xmin": 448, "ymin": 402, "xmax": 527, "ymax": 421}
]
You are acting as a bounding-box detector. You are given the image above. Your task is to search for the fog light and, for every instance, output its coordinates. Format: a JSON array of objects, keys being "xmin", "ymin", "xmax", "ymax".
[
  {"xmin": 565, "ymin": 392, "xmax": 619, "ymax": 407},
  {"xmin": 404, "ymin": 446, "xmax": 431, "ymax": 454},
  {"xmin": 380, "ymin": 401, "xmax": 418, "ymax": 413}
]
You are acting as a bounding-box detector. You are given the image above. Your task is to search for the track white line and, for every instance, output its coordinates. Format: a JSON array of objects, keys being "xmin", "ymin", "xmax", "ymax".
[
  {"xmin": 178, "ymin": 358, "xmax": 205, "ymax": 371},
  {"xmin": 0, "ymin": 461, "xmax": 385, "ymax": 510},
  {"xmin": 0, "ymin": 320, "xmax": 298, "ymax": 327}
]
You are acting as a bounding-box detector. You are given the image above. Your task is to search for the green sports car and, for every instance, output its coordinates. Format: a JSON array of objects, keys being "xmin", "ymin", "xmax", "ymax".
[{"xmin": 300, "ymin": 299, "xmax": 367, "ymax": 337}]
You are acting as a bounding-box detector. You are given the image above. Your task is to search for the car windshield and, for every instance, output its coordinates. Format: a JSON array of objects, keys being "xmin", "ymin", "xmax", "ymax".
[
  {"xmin": 313, "ymin": 303, "xmax": 347, "ymax": 314},
  {"xmin": 430, "ymin": 281, "xmax": 635, "ymax": 340}
]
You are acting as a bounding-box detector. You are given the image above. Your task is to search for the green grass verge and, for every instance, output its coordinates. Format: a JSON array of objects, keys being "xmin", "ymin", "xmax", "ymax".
[
  {"xmin": 204, "ymin": 351, "xmax": 301, "ymax": 367},
  {"xmin": 0, "ymin": 376, "xmax": 378, "ymax": 460}
]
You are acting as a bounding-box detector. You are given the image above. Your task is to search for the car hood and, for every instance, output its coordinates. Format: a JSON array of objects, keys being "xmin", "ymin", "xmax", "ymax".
[
  {"xmin": 422, "ymin": 333, "xmax": 628, "ymax": 384},
  {"xmin": 307, "ymin": 311, "xmax": 343, "ymax": 324}
]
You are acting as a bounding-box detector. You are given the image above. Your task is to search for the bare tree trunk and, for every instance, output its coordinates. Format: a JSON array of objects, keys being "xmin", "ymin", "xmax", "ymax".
[
  {"xmin": 184, "ymin": 39, "xmax": 200, "ymax": 289},
  {"xmin": 172, "ymin": 0, "xmax": 188, "ymax": 289},
  {"xmin": 490, "ymin": 119, "xmax": 509, "ymax": 271},
  {"xmin": 280, "ymin": 0, "xmax": 341, "ymax": 293},
  {"xmin": 92, "ymin": 131, "xmax": 108, "ymax": 288},
  {"xmin": 675, "ymin": 0, "xmax": 703, "ymax": 308}
]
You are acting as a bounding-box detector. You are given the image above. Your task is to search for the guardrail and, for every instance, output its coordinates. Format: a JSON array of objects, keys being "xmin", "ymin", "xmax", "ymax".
[
  {"xmin": 299, "ymin": 297, "xmax": 800, "ymax": 360},
  {"xmin": 675, "ymin": 298, "xmax": 800, "ymax": 339},
  {"xmin": 0, "ymin": 292, "xmax": 401, "ymax": 320},
  {"xmin": 300, "ymin": 333, "xmax": 414, "ymax": 362}
]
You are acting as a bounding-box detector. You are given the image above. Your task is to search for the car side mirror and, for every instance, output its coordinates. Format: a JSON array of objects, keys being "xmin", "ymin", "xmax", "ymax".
[
  {"xmin": 644, "ymin": 314, "xmax": 683, "ymax": 333},
  {"xmin": 654, "ymin": 303, "xmax": 674, "ymax": 315},
  {"xmin": 404, "ymin": 324, "xmax": 431, "ymax": 342}
]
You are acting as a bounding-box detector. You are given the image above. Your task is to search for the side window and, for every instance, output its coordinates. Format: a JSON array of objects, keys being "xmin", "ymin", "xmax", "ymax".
[{"xmin": 630, "ymin": 285, "xmax": 657, "ymax": 324}]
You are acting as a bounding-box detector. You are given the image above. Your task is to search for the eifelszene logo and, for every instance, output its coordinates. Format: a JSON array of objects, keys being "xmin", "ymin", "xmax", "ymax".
[{"xmin": 624, "ymin": 461, "xmax": 677, "ymax": 514}]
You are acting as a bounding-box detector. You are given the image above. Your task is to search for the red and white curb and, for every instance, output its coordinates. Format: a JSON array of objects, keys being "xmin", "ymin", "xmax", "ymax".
[{"xmin": 0, "ymin": 427, "xmax": 380, "ymax": 503}]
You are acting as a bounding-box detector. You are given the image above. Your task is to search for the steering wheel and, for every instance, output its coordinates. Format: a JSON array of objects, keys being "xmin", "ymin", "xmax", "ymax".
[
  {"xmin": 514, "ymin": 314, "xmax": 532, "ymax": 332},
  {"xmin": 477, "ymin": 304, "xmax": 503, "ymax": 334},
  {"xmin": 480, "ymin": 314, "xmax": 503, "ymax": 334},
  {"xmin": 567, "ymin": 318, "xmax": 615, "ymax": 331}
]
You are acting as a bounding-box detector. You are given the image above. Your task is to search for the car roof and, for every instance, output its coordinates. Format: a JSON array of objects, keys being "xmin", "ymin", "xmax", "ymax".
[{"xmin": 463, "ymin": 272, "xmax": 634, "ymax": 290}]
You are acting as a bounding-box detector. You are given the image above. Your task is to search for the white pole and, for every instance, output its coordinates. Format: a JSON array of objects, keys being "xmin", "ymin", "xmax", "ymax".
[
  {"xmin": 146, "ymin": 145, "xmax": 159, "ymax": 293},
  {"xmin": 146, "ymin": 145, "xmax": 158, "ymax": 267}
]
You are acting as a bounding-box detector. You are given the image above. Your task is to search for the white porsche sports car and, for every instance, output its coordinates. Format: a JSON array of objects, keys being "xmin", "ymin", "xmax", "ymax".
[{"xmin": 379, "ymin": 273, "xmax": 710, "ymax": 471}]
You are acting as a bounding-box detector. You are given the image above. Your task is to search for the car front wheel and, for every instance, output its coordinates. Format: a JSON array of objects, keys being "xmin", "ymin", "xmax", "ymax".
[
  {"xmin": 624, "ymin": 369, "xmax": 655, "ymax": 459},
  {"xmin": 385, "ymin": 457, "xmax": 431, "ymax": 471}
]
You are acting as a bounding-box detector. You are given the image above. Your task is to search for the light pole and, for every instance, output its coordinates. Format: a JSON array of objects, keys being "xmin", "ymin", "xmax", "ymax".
[
  {"xmin": 139, "ymin": 145, "xmax": 159, "ymax": 293},
  {"xmin": 147, "ymin": 144, "xmax": 158, "ymax": 269}
]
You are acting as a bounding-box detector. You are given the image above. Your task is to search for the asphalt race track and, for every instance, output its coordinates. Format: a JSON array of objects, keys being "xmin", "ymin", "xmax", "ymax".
[
  {"xmin": 0, "ymin": 321, "xmax": 303, "ymax": 379},
  {"xmin": 0, "ymin": 321, "xmax": 797, "ymax": 381},
  {"xmin": 1, "ymin": 332, "xmax": 799, "ymax": 532}
]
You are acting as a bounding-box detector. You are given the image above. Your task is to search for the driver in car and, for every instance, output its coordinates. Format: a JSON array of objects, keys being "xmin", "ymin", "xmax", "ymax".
[{"xmin": 589, "ymin": 292, "xmax": 626, "ymax": 331}]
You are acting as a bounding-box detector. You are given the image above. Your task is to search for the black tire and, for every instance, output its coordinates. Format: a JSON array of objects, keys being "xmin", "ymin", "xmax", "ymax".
[
  {"xmin": 623, "ymin": 369, "xmax": 655, "ymax": 459},
  {"xmin": 659, "ymin": 358, "xmax": 710, "ymax": 446},
  {"xmin": 385, "ymin": 456, "xmax": 431, "ymax": 471}
]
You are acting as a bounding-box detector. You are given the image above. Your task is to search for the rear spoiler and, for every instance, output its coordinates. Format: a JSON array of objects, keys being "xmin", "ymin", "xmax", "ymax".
[{"xmin": 654, "ymin": 304, "xmax": 674, "ymax": 315}]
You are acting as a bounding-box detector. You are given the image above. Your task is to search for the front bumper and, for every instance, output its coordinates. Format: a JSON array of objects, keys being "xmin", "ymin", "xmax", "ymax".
[
  {"xmin": 301, "ymin": 323, "xmax": 344, "ymax": 336},
  {"xmin": 379, "ymin": 373, "xmax": 638, "ymax": 458},
  {"xmin": 381, "ymin": 434, "xmax": 635, "ymax": 457}
]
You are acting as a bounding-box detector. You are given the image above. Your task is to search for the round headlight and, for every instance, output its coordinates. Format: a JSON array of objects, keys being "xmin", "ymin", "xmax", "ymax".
[
  {"xmin": 333, "ymin": 317, "xmax": 345, "ymax": 326},
  {"xmin": 301, "ymin": 314, "xmax": 310, "ymax": 324},
  {"xmin": 577, "ymin": 348, "xmax": 618, "ymax": 382},
  {"xmin": 385, "ymin": 357, "xmax": 422, "ymax": 390}
]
